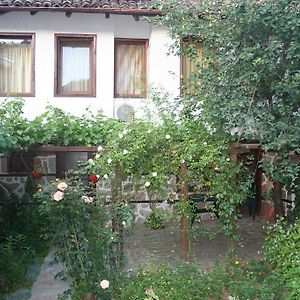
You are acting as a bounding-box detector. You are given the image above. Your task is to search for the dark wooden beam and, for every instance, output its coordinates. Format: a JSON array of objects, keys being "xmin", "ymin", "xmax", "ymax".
[
  {"xmin": 35, "ymin": 145, "xmax": 98, "ymax": 152},
  {"xmin": 30, "ymin": 11, "xmax": 38, "ymax": 15},
  {"xmin": 133, "ymin": 15, "xmax": 140, "ymax": 21},
  {"xmin": 105, "ymin": 13, "xmax": 110, "ymax": 19},
  {"xmin": 65, "ymin": 11, "xmax": 72, "ymax": 17}
]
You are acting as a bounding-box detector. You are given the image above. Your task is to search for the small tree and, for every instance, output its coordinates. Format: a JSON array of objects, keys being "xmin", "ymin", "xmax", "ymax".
[{"xmin": 153, "ymin": 0, "xmax": 300, "ymax": 216}]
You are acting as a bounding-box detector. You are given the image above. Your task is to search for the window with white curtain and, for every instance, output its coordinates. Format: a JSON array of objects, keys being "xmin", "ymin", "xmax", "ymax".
[
  {"xmin": 181, "ymin": 41, "xmax": 203, "ymax": 95},
  {"xmin": 55, "ymin": 35, "xmax": 96, "ymax": 97},
  {"xmin": 0, "ymin": 34, "xmax": 34, "ymax": 96},
  {"xmin": 114, "ymin": 39, "xmax": 148, "ymax": 98}
]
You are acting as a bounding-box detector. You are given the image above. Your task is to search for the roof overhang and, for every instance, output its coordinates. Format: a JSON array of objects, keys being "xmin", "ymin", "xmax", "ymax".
[{"xmin": 0, "ymin": 6, "xmax": 162, "ymax": 16}]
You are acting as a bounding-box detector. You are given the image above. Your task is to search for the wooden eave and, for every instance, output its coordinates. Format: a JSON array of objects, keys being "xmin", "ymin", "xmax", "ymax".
[{"xmin": 0, "ymin": 7, "xmax": 162, "ymax": 16}]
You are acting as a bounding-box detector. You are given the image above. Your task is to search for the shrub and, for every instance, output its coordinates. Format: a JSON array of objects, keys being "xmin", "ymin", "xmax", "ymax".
[
  {"xmin": 145, "ymin": 209, "xmax": 172, "ymax": 230},
  {"xmin": 0, "ymin": 235, "xmax": 33, "ymax": 294},
  {"xmin": 36, "ymin": 175, "xmax": 122, "ymax": 299},
  {"xmin": 115, "ymin": 261, "xmax": 285, "ymax": 300},
  {"xmin": 263, "ymin": 218, "xmax": 300, "ymax": 299}
]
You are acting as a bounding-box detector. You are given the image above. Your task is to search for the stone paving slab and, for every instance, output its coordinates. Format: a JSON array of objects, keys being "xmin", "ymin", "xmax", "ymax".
[
  {"xmin": 29, "ymin": 249, "xmax": 69, "ymax": 300},
  {"xmin": 124, "ymin": 217, "xmax": 268, "ymax": 272}
]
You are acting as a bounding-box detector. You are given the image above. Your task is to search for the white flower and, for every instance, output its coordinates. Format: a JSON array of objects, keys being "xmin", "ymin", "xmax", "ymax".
[
  {"xmin": 53, "ymin": 191, "xmax": 64, "ymax": 202},
  {"xmin": 226, "ymin": 158, "xmax": 231, "ymax": 162},
  {"xmin": 147, "ymin": 129, "xmax": 152, "ymax": 134},
  {"xmin": 123, "ymin": 149, "xmax": 128, "ymax": 155},
  {"xmin": 97, "ymin": 145, "xmax": 103, "ymax": 152},
  {"xmin": 203, "ymin": 141, "xmax": 208, "ymax": 146},
  {"xmin": 96, "ymin": 175, "xmax": 100, "ymax": 179},
  {"xmin": 88, "ymin": 158, "xmax": 94, "ymax": 165},
  {"xmin": 152, "ymin": 172, "xmax": 157, "ymax": 177},
  {"xmin": 165, "ymin": 134, "xmax": 171, "ymax": 140},
  {"xmin": 95, "ymin": 154, "xmax": 100, "ymax": 159},
  {"xmin": 123, "ymin": 129, "xmax": 129, "ymax": 135},
  {"xmin": 107, "ymin": 158, "xmax": 112, "ymax": 164},
  {"xmin": 118, "ymin": 133, "xmax": 124, "ymax": 139},
  {"xmin": 122, "ymin": 221, "xmax": 126, "ymax": 226},
  {"xmin": 180, "ymin": 159, "xmax": 185, "ymax": 164},
  {"xmin": 99, "ymin": 279, "xmax": 110, "ymax": 289},
  {"xmin": 57, "ymin": 182, "xmax": 67, "ymax": 191},
  {"xmin": 145, "ymin": 181, "xmax": 151, "ymax": 187},
  {"xmin": 103, "ymin": 174, "xmax": 109, "ymax": 179},
  {"xmin": 82, "ymin": 195, "xmax": 93, "ymax": 204}
]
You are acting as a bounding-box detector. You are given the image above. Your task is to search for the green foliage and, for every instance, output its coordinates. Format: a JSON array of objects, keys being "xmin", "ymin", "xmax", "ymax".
[
  {"xmin": 145, "ymin": 208, "xmax": 172, "ymax": 230},
  {"xmin": 2, "ymin": 177, "xmax": 50, "ymax": 254},
  {"xmin": 0, "ymin": 98, "xmax": 123, "ymax": 155},
  {"xmin": 36, "ymin": 176, "xmax": 121, "ymax": 299},
  {"xmin": 152, "ymin": 0, "xmax": 300, "ymax": 188},
  {"xmin": 0, "ymin": 235, "xmax": 33, "ymax": 294},
  {"xmin": 0, "ymin": 177, "xmax": 49, "ymax": 296},
  {"xmin": 0, "ymin": 98, "xmax": 32, "ymax": 155},
  {"xmin": 115, "ymin": 262, "xmax": 285, "ymax": 300},
  {"xmin": 263, "ymin": 218, "xmax": 300, "ymax": 299}
]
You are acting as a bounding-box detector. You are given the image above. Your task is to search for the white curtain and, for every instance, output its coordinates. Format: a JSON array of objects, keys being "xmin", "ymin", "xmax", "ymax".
[
  {"xmin": 0, "ymin": 42, "xmax": 32, "ymax": 94},
  {"xmin": 61, "ymin": 46, "xmax": 90, "ymax": 92},
  {"xmin": 116, "ymin": 44, "xmax": 144, "ymax": 97},
  {"xmin": 181, "ymin": 42, "xmax": 203, "ymax": 94}
]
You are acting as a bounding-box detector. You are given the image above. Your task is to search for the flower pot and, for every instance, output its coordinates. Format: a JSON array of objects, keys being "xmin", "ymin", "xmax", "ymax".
[
  {"xmin": 88, "ymin": 175, "xmax": 98, "ymax": 184},
  {"xmin": 32, "ymin": 171, "xmax": 42, "ymax": 180}
]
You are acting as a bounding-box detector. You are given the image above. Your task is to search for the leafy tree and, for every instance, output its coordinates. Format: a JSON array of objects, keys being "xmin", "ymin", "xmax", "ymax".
[{"xmin": 152, "ymin": 0, "xmax": 300, "ymax": 216}]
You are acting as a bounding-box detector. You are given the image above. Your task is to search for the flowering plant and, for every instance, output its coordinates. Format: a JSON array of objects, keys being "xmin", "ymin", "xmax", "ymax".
[{"xmin": 36, "ymin": 175, "xmax": 120, "ymax": 299}]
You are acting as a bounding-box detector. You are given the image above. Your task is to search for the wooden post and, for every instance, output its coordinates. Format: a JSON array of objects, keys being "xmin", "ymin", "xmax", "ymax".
[
  {"xmin": 273, "ymin": 182, "xmax": 284, "ymax": 217},
  {"xmin": 180, "ymin": 162, "xmax": 190, "ymax": 261},
  {"xmin": 111, "ymin": 163, "xmax": 124, "ymax": 267},
  {"xmin": 228, "ymin": 149, "xmax": 238, "ymax": 267},
  {"xmin": 115, "ymin": 163, "xmax": 124, "ymax": 263}
]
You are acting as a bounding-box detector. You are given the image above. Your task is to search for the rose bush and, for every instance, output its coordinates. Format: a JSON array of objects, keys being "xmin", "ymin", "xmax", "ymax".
[{"xmin": 36, "ymin": 176, "xmax": 121, "ymax": 299}]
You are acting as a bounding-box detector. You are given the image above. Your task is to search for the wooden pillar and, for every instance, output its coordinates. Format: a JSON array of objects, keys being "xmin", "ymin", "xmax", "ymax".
[
  {"xmin": 180, "ymin": 162, "xmax": 190, "ymax": 261},
  {"xmin": 111, "ymin": 163, "xmax": 124, "ymax": 267},
  {"xmin": 228, "ymin": 148, "xmax": 238, "ymax": 266},
  {"xmin": 273, "ymin": 182, "xmax": 284, "ymax": 217},
  {"xmin": 115, "ymin": 163, "xmax": 124, "ymax": 261}
]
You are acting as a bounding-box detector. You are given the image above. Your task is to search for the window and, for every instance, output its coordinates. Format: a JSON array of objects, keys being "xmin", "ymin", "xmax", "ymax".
[
  {"xmin": 55, "ymin": 34, "xmax": 96, "ymax": 97},
  {"xmin": 181, "ymin": 40, "xmax": 203, "ymax": 94},
  {"xmin": 114, "ymin": 39, "xmax": 148, "ymax": 98},
  {"xmin": 0, "ymin": 33, "xmax": 35, "ymax": 96}
]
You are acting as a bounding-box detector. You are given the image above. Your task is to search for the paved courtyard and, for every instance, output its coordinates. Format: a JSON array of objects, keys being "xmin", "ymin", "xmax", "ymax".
[
  {"xmin": 124, "ymin": 216, "xmax": 268, "ymax": 272},
  {"xmin": 28, "ymin": 216, "xmax": 268, "ymax": 300}
]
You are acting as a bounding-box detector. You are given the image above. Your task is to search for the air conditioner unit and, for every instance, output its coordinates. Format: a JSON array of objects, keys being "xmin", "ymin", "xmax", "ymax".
[{"xmin": 114, "ymin": 102, "xmax": 135, "ymax": 122}]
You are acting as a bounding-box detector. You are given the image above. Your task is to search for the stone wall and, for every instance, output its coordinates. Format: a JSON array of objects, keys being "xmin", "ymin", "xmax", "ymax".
[{"xmin": 96, "ymin": 176, "xmax": 177, "ymax": 223}]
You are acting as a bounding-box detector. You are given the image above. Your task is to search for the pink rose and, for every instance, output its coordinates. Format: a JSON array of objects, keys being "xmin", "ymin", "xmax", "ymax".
[
  {"xmin": 82, "ymin": 196, "xmax": 93, "ymax": 204},
  {"xmin": 53, "ymin": 191, "xmax": 64, "ymax": 201},
  {"xmin": 57, "ymin": 182, "xmax": 68, "ymax": 191}
]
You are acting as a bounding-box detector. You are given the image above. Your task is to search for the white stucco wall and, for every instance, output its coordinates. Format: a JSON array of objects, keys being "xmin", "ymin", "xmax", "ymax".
[{"xmin": 0, "ymin": 12, "xmax": 180, "ymax": 119}]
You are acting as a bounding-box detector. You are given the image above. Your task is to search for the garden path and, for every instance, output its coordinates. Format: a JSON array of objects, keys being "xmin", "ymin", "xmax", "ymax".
[
  {"xmin": 29, "ymin": 249, "xmax": 69, "ymax": 300},
  {"xmin": 124, "ymin": 216, "xmax": 267, "ymax": 272}
]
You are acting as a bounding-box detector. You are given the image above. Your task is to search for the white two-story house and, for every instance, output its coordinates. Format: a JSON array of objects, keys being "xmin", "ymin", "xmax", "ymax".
[{"xmin": 0, "ymin": 0, "xmax": 183, "ymax": 119}]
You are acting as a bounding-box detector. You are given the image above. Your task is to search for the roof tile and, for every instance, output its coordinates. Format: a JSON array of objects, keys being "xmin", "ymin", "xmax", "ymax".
[{"xmin": 0, "ymin": 0, "xmax": 153, "ymax": 10}]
